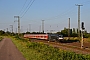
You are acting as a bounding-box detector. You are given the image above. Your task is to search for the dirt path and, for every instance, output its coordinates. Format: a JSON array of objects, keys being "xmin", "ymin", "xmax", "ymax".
[{"xmin": 0, "ymin": 38, "xmax": 26, "ymax": 60}]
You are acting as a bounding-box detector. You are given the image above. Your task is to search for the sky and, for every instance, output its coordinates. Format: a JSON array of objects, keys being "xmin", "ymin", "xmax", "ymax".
[{"xmin": 0, "ymin": 0, "xmax": 90, "ymax": 33}]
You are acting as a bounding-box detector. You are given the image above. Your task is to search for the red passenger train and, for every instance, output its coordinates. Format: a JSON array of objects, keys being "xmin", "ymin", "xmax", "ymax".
[
  {"xmin": 24, "ymin": 34, "xmax": 48, "ymax": 40},
  {"xmin": 24, "ymin": 34, "xmax": 64, "ymax": 41}
]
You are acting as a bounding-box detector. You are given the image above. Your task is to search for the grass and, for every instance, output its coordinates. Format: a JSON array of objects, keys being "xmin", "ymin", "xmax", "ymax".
[
  {"xmin": 86, "ymin": 38, "xmax": 90, "ymax": 42},
  {"xmin": 0, "ymin": 37, "xmax": 3, "ymax": 41},
  {"xmin": 10, "ymin": 36, "xmax": 90, "ymax": 60}
]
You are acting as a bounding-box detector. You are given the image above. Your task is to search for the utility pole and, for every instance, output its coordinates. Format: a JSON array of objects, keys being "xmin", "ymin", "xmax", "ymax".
[
  {"xmin": 76, "ymin": 4, "xmax": 83, "ymax": 40},
  {"xmin": 42, "ymin": 20, "xmax": 44, "ymax": 33},
  {"xmin": 68, "ymin": 18, "xmax": 70, "ymax": 40},
  {"xmin": 21, "ymin": 26, "xmax": 23, "ymax": 33},
  {"xmin": 7, "ymin": 28, "xmax": 8, "ymax": 32},
  {"xmin": 16, "ymin": 28, "xmax": 17, "ymax": 33},
  {"xmin": 14, "ymin": 16, "xmax": 20, "ymax": 35},
  {"xmin": 10, "ymin": 25, "xmax": 13, "ymax": 33},
  {"xmin": 57, "ymin": 25, "xmax": 58, "ymax": 32},
  {"xmin": 50, "ymin": 25, "xmax": 52, "ymax": 33},
  {"xmin": 29, "ymin": 24, "xmax": 31, "ymax": 33},
  {"xmin": 39, "ymin": 25, "xmax": 41, "ymax": 32}
]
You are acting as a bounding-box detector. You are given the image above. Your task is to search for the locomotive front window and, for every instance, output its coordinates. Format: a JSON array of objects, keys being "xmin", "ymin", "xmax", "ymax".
[{"xmin": 59, "ymin": 35, "xmax": 63, "ymax": 38}]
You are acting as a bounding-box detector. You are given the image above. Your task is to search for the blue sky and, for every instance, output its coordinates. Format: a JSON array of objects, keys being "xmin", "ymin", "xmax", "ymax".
[{"xmin": 0, "ymin": 0, "xmax": 90, "ymax": 33}]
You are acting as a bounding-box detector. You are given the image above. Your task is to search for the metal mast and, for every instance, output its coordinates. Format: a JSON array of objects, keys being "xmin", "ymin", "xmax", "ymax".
[
  {"xmin": 42, "ymin": 20, "xmax": 44, "ymax": 33},
  {"xmin": 39, "ymin": 25, "xmax": 41, "ymax": 32},
  {"xmin": 29, "ymin": 24, "xmax": 31, "ymax": 33},
  {"xmin": 10, "ymin": 25, "xmax": 13, "ymax": 33},
  {"xmin": 68, "ymin": 18, "xmax": 70, "ymax": 40},
  {"xmin": 14, "ymin": 16, "xmax": 20, "ymax": 35},
  {"xmin": 76, "ymin": 4, "xmax": 83, "ymax": 40}
]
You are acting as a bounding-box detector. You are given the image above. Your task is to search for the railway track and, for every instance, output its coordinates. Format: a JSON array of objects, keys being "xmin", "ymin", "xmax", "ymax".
[{"xmin": 30, "ymin": 39, "xmax": 90, "ymax": 55}]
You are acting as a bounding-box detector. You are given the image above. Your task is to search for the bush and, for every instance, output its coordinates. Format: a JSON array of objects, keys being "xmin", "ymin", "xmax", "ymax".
[{"xmin": 0, "ymin": 37, "xmax": 3, "ymax": 41}]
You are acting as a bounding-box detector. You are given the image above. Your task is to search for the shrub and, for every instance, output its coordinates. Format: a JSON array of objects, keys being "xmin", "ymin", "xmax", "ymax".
[{"xmin": 0, "ymin": 37, "xmax": 3, "ymax": 41}]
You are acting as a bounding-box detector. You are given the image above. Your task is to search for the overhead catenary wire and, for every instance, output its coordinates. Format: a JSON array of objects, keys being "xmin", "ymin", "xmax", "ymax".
[
  {"xmin": 44, "ymin": 5, "xmax": 76, "ymax": 21},
  {"xmin": 81, "ymin": 0, "xmax": 90, "ymax": 5},
  {"xmin": 21, "ymin": 0, "xmax": 36, "ymax": 18},
  {"xmin": 19, "ymin": 0, "xmax": 28, "ymax": 15},
  {"xmin": 43, "ymin": 0, "xmax": 90, "ymax": 21},
  {"xmin": 19, "ymin": 0, "xmax": 90, "ymax": 29},
  {"xmin": 21, "ymin": 4, "xmax": 76, "ymax": 26},
  {"xmin": 19, "ymin": 0, "xmax": 32, "ymax": 16},
  {"xmin": 19, "ymin": 0, "xmax": 89, "ymax": 22}
]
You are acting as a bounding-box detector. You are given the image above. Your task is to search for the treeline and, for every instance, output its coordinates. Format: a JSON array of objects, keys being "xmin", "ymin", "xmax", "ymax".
[
  {"xmin": 57, "ymin": 28, "xmax": 90, "ymax": 38},
  {"xmin": 0, "ymin": 27, "xmax": 90, "ymax": 38}
]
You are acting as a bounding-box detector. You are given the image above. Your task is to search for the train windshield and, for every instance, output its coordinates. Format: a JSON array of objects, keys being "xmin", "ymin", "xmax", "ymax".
[{"xmin": 59, "ymin": 35, "xmax": 63, "ymax": 38}]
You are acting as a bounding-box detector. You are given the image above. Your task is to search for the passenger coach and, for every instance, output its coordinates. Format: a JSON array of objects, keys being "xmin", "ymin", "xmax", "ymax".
[{"xmin": 24, "ymin": 34, "xmax": 64, "ymax": 42}]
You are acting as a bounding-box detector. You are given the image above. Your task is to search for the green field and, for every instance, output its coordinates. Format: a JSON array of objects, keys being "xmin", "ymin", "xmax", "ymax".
[{"xmin": 10, "ymin": 36, "xmax": 90, "ymax": 60}]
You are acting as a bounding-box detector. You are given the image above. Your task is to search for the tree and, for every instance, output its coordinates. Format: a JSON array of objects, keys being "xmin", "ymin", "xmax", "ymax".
[
  {"xmin": 26, "ymin": 32, "xmax": 30, "ymax": 34},
  {"xmin": 61, "ymin": 28, "xmax": 68, "ymax": 37},
  {"xmin": 72, "ymin": 28, "xmax": 76, "ymax": 33},
  {"xmin": 0, "ymin": 30, "xmax": 5, "ymax": 35},
  {"xmin": 56, "ymin": 32, "xmax": 61, "ymax": 35}
]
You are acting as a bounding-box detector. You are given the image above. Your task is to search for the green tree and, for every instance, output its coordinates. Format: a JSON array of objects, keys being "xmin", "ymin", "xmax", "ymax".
[
  {"xmin": 26, "ymin": 31, "xmax": 30, "ymax": 34},
  {"xmin": 72, "ymin": 28, "xmax": 76, "ymax": 33},
  {"xmin": 61, "ymin": 27, "xmax": 68, "ymax": 37},
  {"xmin": 0, "ymin": 30, "xmax": 5, "ymax": 35}
]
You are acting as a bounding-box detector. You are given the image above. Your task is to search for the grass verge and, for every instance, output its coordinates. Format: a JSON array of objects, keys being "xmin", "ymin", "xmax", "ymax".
[
  {"xmin": 10, "ymin": 36, "xmax": 90, "ymax": 60},
  {"xmin": 0, "ymin": 37, "xmax": 3, "ymax": 41}
]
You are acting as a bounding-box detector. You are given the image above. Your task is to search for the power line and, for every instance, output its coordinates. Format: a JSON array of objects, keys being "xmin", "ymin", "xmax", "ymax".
[
  {"xmin": 44, "ymin": 5, "xmax": 75, "ymax": 20},
  {"xmin": 81, "ymin": 0, "xmax": 90, "ymax": 5},
  {"xmin": 20, "ymin": 0, "xmax": 32, "ymax": 16},
  {"xmin": 0, "ymin": 23, "xmax": 13, "ymax": 24},
  {"xmin": 10, "ymin": 25, "xmax": 13, "ymax": 33},
  {"xmin": 19, "ymin": 0, "xmax": 28, "ymax": 15},
  {"xmin": 21, "ymin": 0, "xmax": 36, "ymax": 18}
]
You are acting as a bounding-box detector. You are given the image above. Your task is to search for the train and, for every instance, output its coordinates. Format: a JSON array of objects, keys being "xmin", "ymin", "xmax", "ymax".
[{"xmin": 24, "ymin": 33, "xmax": 64, "ymax": 42}]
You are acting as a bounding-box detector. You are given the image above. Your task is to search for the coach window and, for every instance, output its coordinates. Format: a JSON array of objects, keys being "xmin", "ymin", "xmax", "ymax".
[{"xmin": 44, "ymin": 36, "xmax": 46, "ymax": 38}]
